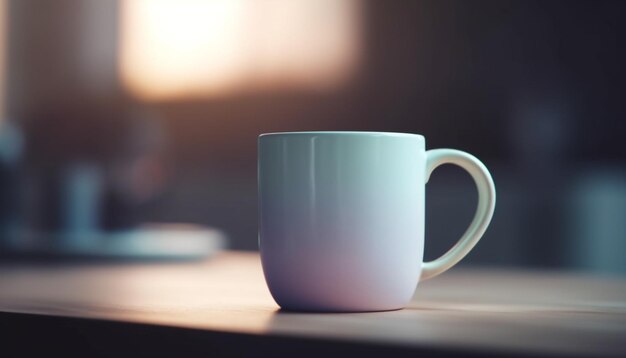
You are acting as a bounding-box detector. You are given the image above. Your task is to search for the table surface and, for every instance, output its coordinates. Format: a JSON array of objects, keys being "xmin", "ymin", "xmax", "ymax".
[{"xmin": 1, "ymin": 252, "xmax": 625, "ymax": 357}]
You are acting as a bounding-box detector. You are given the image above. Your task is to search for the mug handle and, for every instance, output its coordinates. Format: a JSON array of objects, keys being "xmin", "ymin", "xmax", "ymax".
[{"xmin": 420, "ymin": 149, "xmax": 496, "ymax": 281}]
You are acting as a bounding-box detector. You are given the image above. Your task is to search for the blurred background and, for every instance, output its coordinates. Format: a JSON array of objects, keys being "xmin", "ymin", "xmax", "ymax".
[{"xmin": 0, "ymin": 0, "xmax": 624, "ymax": 272}]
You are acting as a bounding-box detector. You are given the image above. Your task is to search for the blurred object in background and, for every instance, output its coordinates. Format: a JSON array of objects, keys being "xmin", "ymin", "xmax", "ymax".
[
  {"xmin": 2, "ymin": 100, "xmax": 227, "ymax": 259},
  {"xmin": 19, "ymin": 101, "xmax": 163, "ymax": 233},
  {"xmin": 0, "ymin": 120, "xmax": 22, "ymax": 249},
  {"xmin": 5, "ymin": 223, "xmax": 226, "ymax": 261},
  {"xmin": 508, "ymin": 90, "xmax": 572, "ymax": 268},
  {"xmin": 567, "ymin": 169, "xmax": 626, "ymax": 274},
  {"xmin": 5, "ymin": 99, "xmax": 227, "ymax": 259},
  {"xmin": 2, "ymin": 0, "xmax": 226, "ymax": 260}
]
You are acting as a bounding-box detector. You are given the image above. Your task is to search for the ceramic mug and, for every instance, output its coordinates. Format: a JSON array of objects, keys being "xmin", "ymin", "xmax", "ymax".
[{"xmin": 258, "ymin": 132, "xmax": 495, "ymax": 312}]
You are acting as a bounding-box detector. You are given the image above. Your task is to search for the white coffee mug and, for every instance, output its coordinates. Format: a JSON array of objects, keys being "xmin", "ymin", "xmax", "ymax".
[{"xmin": 258, "ymin": 132, "xmax": 495, "ymax": 312}]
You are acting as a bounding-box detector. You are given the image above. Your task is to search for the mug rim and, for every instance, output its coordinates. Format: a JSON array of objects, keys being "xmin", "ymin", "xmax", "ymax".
[{"xmin": 259, "ymin": 131, "xmax": 424, "ymax": 139}]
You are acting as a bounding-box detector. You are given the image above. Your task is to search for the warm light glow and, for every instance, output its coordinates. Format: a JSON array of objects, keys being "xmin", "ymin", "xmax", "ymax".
[{"xmin": 120, "ymin": 0, "xmax": 361, "ymax": 101}]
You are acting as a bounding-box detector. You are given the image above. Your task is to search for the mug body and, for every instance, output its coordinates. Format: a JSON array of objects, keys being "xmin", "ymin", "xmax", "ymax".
[{"xmin": 259, "ymin": 132, "xmax": 425, "ymax": 312}]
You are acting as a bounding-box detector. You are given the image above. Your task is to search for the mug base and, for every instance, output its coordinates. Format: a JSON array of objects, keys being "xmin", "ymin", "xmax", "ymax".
[{"xmin": 276, "ymin": 305, "xmax": 406, "ymax": 313}]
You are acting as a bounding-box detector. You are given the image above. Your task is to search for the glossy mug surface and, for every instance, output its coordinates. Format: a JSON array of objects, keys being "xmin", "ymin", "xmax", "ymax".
[{"xmin": 258, "ymin": 132, "xmax": 495, "ymax": 312}]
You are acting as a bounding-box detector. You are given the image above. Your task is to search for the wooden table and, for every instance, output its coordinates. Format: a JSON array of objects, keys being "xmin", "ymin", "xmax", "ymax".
[{"xmin": 1, "ymin": 252, "xmax": 625, "ymax": 357}]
